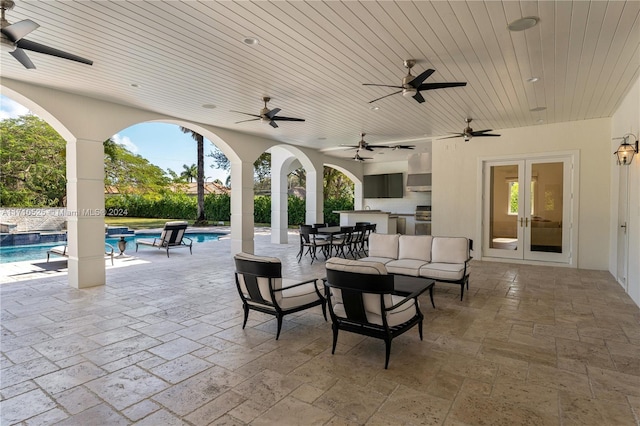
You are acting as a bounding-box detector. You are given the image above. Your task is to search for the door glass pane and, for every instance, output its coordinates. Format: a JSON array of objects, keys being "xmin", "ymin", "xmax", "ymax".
[
  {"xmin": 489, "ymin": 165, "xmax": 519, "ymax": 250},
  {"xmin": 529, "ymin": 162, "xmax": 563, "ymax": 253}
]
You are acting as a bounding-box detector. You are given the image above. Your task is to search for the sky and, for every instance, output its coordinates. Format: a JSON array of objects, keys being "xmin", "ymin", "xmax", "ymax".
[{"xmin": 0, "ymin": 95, "xmax": 228, "ymax": 183}]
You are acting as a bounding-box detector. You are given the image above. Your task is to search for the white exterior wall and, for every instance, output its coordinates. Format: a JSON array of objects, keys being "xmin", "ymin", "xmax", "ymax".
[
  {"xmin": 610, "ymin": 75, "xmax": 640, "ymax": 306},
  {"xmin": 432, "ymin": 117, "xmax": 612, "ymax": 270}
]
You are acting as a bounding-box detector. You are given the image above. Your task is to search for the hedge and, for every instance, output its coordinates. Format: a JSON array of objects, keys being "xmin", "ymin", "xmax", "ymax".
[{"xmin": 104, "ymin": 193, "xmax": 353, "ymax": 226}]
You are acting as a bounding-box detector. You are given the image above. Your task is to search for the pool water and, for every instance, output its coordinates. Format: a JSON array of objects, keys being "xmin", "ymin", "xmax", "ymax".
[{"xmin": 0, "ymin": 232, "xmax": 222, "ymax": 264}]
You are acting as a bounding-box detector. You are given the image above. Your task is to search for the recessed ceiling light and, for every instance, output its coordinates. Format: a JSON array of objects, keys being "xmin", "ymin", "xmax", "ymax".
[
  {"xmin": 317, "ymin": 137, "xmax": 327, "ymax": 141},
  {"xmin": 201, "ymin": 104, "xmax": 216, "ymax": 109},
  {"xmin": 508, "ymin": 16, "xmax": 540, "ymax": 31},
  {"xmin": 526, "ymin": 77, "xmax": 539, "ymax": 83},
  {"xmin": 530, "ymin": 106, "xmax": 546, "ymax": 112},
  {"xmin": 370, "ymin": 106, "xmax": 380, "ymax": 111},
  {"xmin": 243, "ymin": 36, "xmax": 260, "ymax": 46},
  {"xmin": 130, "ymin": 83, "xmax": 140, "ymax": 88}
]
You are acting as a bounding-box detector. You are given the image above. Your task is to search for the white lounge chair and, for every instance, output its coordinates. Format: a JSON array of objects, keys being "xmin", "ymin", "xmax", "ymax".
[
  {"xmin": 47, "ymin": 243, "xmax": 115, "ymax": 265},
  {"xmin": 135, "ymin": 221, "xmax": 193, "ymax": 257}
]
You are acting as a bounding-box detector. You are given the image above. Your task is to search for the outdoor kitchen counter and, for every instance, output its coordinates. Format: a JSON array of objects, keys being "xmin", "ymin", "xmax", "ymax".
[{"xmin": 334, "ymin": 210, "xmax": 398, "ymax": 234}]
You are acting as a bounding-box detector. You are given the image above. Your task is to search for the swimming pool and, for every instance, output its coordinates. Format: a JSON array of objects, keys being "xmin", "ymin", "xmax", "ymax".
[{"xmin": 0, "ymin": 232, "xmax": 223, "ymax": 264}]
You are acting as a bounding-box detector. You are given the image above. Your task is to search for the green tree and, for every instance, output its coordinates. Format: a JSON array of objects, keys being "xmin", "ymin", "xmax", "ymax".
[
  {"xmin": 180, "ymin": 127, "xmax": 206, "ymax": 223},
  {"xmin": 0, "ymin": 114, "xmax": 67, "ymax": 206},
  {"xmin": 180, "ymin": 163, "xmax": 198, "ymax": 183},
  {"xmin": 208, "ymin": 146, "xmax": 271, "ymax": 191},
  {"xmin": 103, "ymin": 138, "xmax": 169, "ymax": 194}
]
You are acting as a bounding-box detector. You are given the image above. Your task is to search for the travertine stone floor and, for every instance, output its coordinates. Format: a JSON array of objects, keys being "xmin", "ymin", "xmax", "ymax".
[{"xmin": 1, "ymin": 231, "xmax": 639, "ymax": 425}]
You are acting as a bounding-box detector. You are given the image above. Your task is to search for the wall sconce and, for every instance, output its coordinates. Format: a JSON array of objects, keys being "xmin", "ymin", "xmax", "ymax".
[{"xmin": 614, "ymin": 133, "xmax": 639, "ymax": 166}]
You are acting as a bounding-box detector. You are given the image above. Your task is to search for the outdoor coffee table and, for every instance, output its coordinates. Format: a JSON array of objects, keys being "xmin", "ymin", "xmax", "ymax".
[{"xmin": 392, "ymin": 275, "xmax": 436, "ymax": 309}]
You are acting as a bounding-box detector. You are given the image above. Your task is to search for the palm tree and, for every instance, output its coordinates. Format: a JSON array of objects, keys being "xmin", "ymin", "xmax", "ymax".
[
  {"xmin": 180, "ymin": 163, "xmax": 198, "ymax": 183},
  {"xmin": 180, "ymin": 126, "xmax": 206, "ymax": 224}
]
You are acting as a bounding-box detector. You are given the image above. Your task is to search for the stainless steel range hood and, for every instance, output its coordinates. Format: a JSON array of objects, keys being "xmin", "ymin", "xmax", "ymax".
[{"xmin": 406, "ymin": 153, "xmax": 432, "ymax": 191}]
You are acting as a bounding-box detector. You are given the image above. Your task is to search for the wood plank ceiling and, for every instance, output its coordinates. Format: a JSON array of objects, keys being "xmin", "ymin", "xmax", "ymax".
[{"xmin": 1, "ymin": 1, "xmax": 639, "ymax": 162}]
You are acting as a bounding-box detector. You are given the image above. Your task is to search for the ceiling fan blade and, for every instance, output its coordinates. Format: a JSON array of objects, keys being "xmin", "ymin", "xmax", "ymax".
[
  {"xmin": 16, "ymin": 38, "xmax": 93, "ymax": 65},
  {"xmin": 439, "ymin": 134, "xmax": 465, "ymax": 139},
  {"xmin": 1, "ymin": 19, "xmax": 39, "ymax": 42},
  {"xmin": 417, "ymin": 82, "xmax": 467, "ymax": 91},
  {"xmin": 272, "ymin": 116, "xmax": 305, "ymax": 122},
  {"xmin": 231, "ymin": 111, "xmax": 261, "ymax": 118},
  {"xmin": 366, "ymin": 145, "xmax": 393, "ymax": 149},
  {"xmin": 9, "ymin": 48, "xmax": 35, "ymax": 69},
  {"xmin": 266, "ymin": 108, "xmax": 281, "ymax": 119},
  {"xmin": 412, "ymin": 91, "xmax": 425, "ymax": 103},
  {"xmin": 393, "ymin": 145, "xmax": 416, "ymax": 150},
  {"xmin": 362, "ymin": 83, "xmax": 404, "ymax": 89},
  {"xmin": 409, "ymin": 68, "xmax": 435, "ymax": 87},
  {"xmin": 234, "ymin": 118, "xmax": 261, "ymax": 124},
  {"xmin": 473, "ymin": 133, "xmax": 501, "ymax": 137},
  {"xmin": 471, "ymin": 129, "xmax": 495, "ymax": 135},
  {"xmin": 368, "ymin": 90, "xmax": 403, "ymax": 103},
  {"xmin": 269, "ymin": 120, "xmax": 278, "ymax": 129},
  {"xmin": 365, "ymin": 146, "xmax": 374, "ymax": 151}
]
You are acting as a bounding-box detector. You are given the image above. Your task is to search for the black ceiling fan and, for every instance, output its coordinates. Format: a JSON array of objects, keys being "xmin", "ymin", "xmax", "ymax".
[
  {"xmin": 341, "ymin": 133, "xmax": 415, "ymax": 151},
  {"xmin": 232, "ymin": 97, "xmax": 305, "ymax": 129},
  {"xmin": 363, "ymin": 59, "xmax": 467, "ymax": 104},
  {"xmin": 441, "ymin": 118, "xmax": 501, "ymax": 142},
  {"xmin": 0, "ymin": 0, "xmax": 93, "ymax": 69}
]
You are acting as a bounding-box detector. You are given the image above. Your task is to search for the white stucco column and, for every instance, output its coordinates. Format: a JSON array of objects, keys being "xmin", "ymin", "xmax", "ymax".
[
  {"xmin": 66, "ymin": 138, "xmax": 106, "ymax": 289},
  {"xmin": 270, "ymin": 147, "xmax": 291, "ymax": 244},
  {"xmin": 354, "ymin": 182, "xmax": 364, "ymax": 210},
  {"xmin": 230, "ymin": 160, "xmax": 255, "ymax": 254},
  {"xmin": 305, "ymin": 162, "xmax": 324, "ymax": 224}
]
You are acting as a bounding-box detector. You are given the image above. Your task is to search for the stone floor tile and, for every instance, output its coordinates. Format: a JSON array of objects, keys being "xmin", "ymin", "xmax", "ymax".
[
  {"xmin": 376, "ymin": 384, "xmax": 452, "ymax": 425},
  {"xmin": 0, "ymin": 379, "xmax": 38, "ymax": 400},
  {"xmin": 183, "ymin": 391, "xmax": 245, "ymax": 425},
  {"xmin": 527, "ymin": 364, "xmax": 591, "ymax": 396},
  {"xmin": 82, "ymin": 334, "xmax": 160, "ymax": 366},
  {"xmin": 251, "ymin": 395, "xmax": 334, "ymax": 426},
  {"xmin": 53, "ymin": 403, "xmax": 130, "ymax": 426},
  {"xmin": 86, "ymin": 326, "xmax": 141, "ymax": 345},
  {"xmin": 133, "ymin": 408, "xmax": 189, "ymax": 425},
  {"xmin": 121, "ymin": 399, "xmax": 162, "ymax": 422},
  {"xmin": 24, "ymin": 408, "xmax": 68, "ymax": 426},
  {"xmin": 52, "ymin": 385, "xmax": 102, "ymax": 415},
  {"xmin": 559, "ymin": 391, "xmax": 636, "ymax": 425},
  {"xmin": 85, "ymin": 365, "xmax": 169, "ymax": 410},
  {"xmin": 149, "ymin": 354, "xmax": 212, "ymax": 384},
  {"xmin": 232, "ymin": 369, "xmax": 303, "ymax": 407},
  {"xmin": 147, "ymin": 336, "xmax": 203, "ymax": 360},
  {"xmin": 31, "ymin": 334, "xmax": 101, "ymax": 362},
  {"xmin": 0, "ymin": 388, "xmax": 56, "ymax": 425},
  {"xmin": 34, "ymin": 361, "xmax": 105, "ymax": 394},
  {"xmin": 152, "ymin": 366, "xmax": 244, "ymax": 416},
  {"xmin": 227, "ymin": 397, "xmax": 270, "ymax": 423},
  {"xmin": 0, "ymin": 357, "xmax": 59, "ymax": 389},
  {"xmin": 587, "ymin": 365, "xmax": 640, "ymax": 402}
]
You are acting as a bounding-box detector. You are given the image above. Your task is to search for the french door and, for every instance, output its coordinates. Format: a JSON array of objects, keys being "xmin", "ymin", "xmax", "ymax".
[{"xmin": 482, "ymin": 155, "xmax": 573, "ymax": 264}]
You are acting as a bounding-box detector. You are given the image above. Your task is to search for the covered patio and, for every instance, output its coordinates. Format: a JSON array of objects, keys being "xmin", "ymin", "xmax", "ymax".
[{"xmin": 1, "ymin": 230, "xmax": 639, "ymax": 424}]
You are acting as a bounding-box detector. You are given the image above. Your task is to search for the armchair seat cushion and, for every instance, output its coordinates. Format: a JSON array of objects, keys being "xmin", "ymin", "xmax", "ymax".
[
  {"xmin": 279, "ymin": 278, "xmax": 325, "ymax": 310},
  {"xmin": 385, "ymin": 259, "xmax": 429, "ymax": 277},
  {"xmin": 332, "ymin": 295, "xmax": 416, "ymax": 326},
  {"xmin": 419, "ymin": 262, "xmax": 467, "ymax": 281}
]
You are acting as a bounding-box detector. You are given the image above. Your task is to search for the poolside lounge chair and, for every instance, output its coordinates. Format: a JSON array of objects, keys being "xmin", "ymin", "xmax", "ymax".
[
  {"xmin": 135, "ymin": 221, "xmax": 193, "ymax": 257},
  {"xmin": 47, "ymin": 243, "xmax": 115, "ymax": 265}
]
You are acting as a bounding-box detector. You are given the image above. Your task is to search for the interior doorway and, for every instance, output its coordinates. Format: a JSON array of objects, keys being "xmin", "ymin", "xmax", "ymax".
[
  {"xmin": 481, "ymin": 153, "xmax": 576, "ymax": 265},
  {"xmin": 617, "ymin": 166, "xmax": 629, "ymax": 290}
]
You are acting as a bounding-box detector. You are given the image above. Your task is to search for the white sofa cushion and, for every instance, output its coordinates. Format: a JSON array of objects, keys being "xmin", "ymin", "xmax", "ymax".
[
  {"xmin": 431, "ymin": 237, "xmax": 469, "ymax": 264},
  {"xmin": 326, "ymin": 257, "xmax": 387, "ymax": 275},
  {"xmin": 398, "ymin": 235, "xmax": 433, "ymax": 262},
  {"xmin": 358, "ymin": 256, "xmax": 394, "ymax": 265},
  {"xmin": 385, "ymin": 259, "xmax": 429, "ymax": 277},
  {"xmin": 368, "ymin": 233, "xmax": 400, "ymax": 260},
  {"xmin": 419, "ymin": 262, "xmax": 467, "ymax": 281}
]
